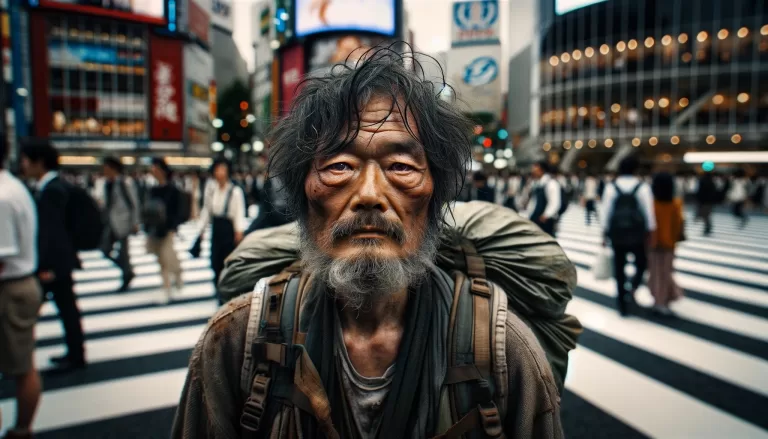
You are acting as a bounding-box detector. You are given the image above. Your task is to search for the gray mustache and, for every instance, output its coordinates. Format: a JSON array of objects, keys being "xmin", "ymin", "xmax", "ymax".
[{"xmin": 330, "ymin": 212, "xmax": 407, "ymax": 244}]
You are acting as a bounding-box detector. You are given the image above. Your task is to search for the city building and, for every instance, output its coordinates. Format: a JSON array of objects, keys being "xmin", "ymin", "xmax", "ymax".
[{"xmin": 523, "ymin": 0, "xmax": 767, "ymax": 172}]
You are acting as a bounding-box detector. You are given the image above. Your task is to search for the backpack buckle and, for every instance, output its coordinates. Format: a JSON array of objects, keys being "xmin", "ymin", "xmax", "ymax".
[
  {"xmin": 470, "ymin": 278, "xmax": 491, "ymax": 297},
  {"xmin": 477, "ymin": 402, "xmax": 503, "ymax": 438},
  {"xmin": 254, "ymin": 342, "xmax": 290, "ymax": 366},
  {"xmin": 240, "ymin": 375, "xmax": 271, "ymax": 433}
]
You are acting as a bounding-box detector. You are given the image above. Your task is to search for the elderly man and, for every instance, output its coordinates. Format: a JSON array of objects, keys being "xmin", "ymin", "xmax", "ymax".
[{"xmin": 173, "ymin": 48, "xmax": 565, "ymax": 438}]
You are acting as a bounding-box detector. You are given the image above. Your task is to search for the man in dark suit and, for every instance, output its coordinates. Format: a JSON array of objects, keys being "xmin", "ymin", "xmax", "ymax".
[{"xmin": 20, "ymin": 140, "xmax": 86, "ymax": 371}]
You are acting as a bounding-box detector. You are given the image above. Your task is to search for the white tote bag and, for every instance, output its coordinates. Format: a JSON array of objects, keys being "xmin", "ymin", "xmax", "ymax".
[{"xmin": 592, "ymin": 247, "xmax": 614, "ymax": 280}]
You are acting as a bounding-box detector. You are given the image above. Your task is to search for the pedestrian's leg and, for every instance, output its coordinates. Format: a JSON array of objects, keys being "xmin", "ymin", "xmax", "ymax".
[
  {"xmin": 14, "ymin": 365, "xmax": 41, "ymax": 433},
  {"xmin": 50, "ymin": 276, "xmax": 85, "ymax": 361},
  {"xmin": 631, "ymin": 245, "xmax": 648, "ymax": 294},
  {"xmin": 585, "ymin": 203, "xmax": 590, "ymax": 226},
  {"xmin": 117, "ymin": 237, "xmax": 134, "ymax": 290},
  {"xmin": 612, "ymin": 247, "xmax": 628, "ymax": 315},
  {"xmin": 704, "ymin": 207, "xmax": 712, "ymax": 236}
]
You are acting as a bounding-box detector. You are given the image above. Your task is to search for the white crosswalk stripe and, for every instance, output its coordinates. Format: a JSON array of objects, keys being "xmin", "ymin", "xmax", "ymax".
[{"xmin": 1, "ymin": 207, "xmax": 767, "ymax": 438}]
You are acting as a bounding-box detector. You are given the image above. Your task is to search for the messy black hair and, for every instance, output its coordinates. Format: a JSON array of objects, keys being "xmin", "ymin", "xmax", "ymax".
[
  {"xmin": 21, "ymin": 138, "xmax": 60, "ymax": 171},
  {"xmin": 267, "ymin": 43, "xmax": 474, "ymax": 230},
  {"xmin": 103, "ymin": 156, "xmax": 124, "ymax": 173}
]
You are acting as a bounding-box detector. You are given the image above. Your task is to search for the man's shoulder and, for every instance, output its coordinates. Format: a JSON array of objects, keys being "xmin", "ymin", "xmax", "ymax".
[
  {"xmin": 502, "ymin": 308, "xmax": 558, "ymax": 386},
  {"xmin": 202, "ymin": 293, "xmax": 253, "ymax": 344}
]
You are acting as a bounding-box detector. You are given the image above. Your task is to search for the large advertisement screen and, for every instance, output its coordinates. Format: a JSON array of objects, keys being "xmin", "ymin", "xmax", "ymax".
[
  {"xmin": 295, "ymin": 0, "xmax": 396, "ymax": 38},
  {"xmin": 555, "ymin": 0, "xmax": 607, "ymax": 15},
  {"xmin": 39, "ymin": 0, "xmax": 165, "ymax": 20}
]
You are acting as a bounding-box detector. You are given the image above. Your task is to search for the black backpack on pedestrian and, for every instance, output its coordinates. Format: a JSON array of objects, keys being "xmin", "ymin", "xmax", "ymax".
[
  {"xmin": 65, "ymin": 184, "xmax": 105, "ymax": 251},
  {"xmin": 608, "ymin": 182, "xmax": 646, "ymax": 247},
  {"xmin": 558, "ymin": 184, "xmax": 570, "ymax": 216}
]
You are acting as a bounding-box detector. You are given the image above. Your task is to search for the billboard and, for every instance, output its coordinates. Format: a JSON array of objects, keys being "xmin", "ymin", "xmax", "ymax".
[
  {"xmin": 447, "ymin": 45, "xmax": 501, "ymax": 117},
  {"xmin": 280, "ymin": 44, "xmax": 305, "ymax": 112},
  {"xmin": 38, "ymin": 0, "xmax": 165, "ymax": 21},
  {"xmin": 184, "ymin": 44, "xmax": 214, "ymax": 132},
  {"xmin": 295, "ymin": 0, "xmax": 395, "ymax": 38},
  {"xmin": 211, "ymin": 0, "xmax": 234, "ymax": 33},
  {"xmin": 451, "ymin": 0, "xmax": 500, "ymax": 47},
  {"xmin": 186, "ymin": 0, "xmax": 211, "ymax": 45},
  {"xmin": 555, "ymin": 0, "xmax": 607, "ymax": 15},
  {"xmin": 150, "ymin": 35, "xmax": 184, "ymax": 141},
  {"xmin": 308, "ymin": 35, "xmax": 387, "ymax": 73}
]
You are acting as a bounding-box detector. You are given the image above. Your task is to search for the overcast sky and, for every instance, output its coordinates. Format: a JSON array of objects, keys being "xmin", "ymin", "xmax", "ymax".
[{"xmin": 232, "ymin": 0, "xmax": 534, "ymax": 73}]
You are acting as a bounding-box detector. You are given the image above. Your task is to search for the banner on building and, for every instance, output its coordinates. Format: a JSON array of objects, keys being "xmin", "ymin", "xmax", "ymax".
[
  {"xmin": 451, "ymin": 0, "xmax": 499, "ymax": 47},
  {"xmin": 447, "ymin": 45, "xmax": 501, "ymax": 117},
  {"xmin": 280, "ymin": 44, "xmax": 304, "ymax": 112},
  {"xmin": 211, "ymin": 0, "xmax": 234, "ymax": 33},
  {"xmin": 150, "ymin": 35, "xmax": 184, "ymax": 141}
]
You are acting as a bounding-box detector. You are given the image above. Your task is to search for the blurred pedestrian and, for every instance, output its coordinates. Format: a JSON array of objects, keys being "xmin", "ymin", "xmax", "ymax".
[
  {"xmin": 696, "ymin": 171, "xmax": 718, "ymax": 236},
  {"xmin": 97, "ymin": 157, "xmax": 140, "ymax": 292},
  {"xmin": 525, "ymin": 160, "xmax": 561, "ymax": 237},
  {"xmin": 728, "ymin": 169, "xmax": 749, "ymax": 228},
  {"xmin": 196, "ymin": 159, "xmax": 245, "ymax": 302},
  {"xmin": 648, "ymin": 172, "xmax": 684, "ymax": 316},
  {"xmin": 144, "ymin": 158, "xmax": 184, "ymax": 304},
  {"xmin": 504, "ymin": 171, "xmax": 522, "ymax": 211},
  {"xmin": 20, "ymin": 140, "xmax": 86, "ymax": 370},
  {"xmin": 470, "ymin": 171, "xmax": 495, "ymax": 202},
  {"xmin": 582, "ymin": 172, "xmax": 599, "ymax": 226},
  {"xmin": 0, "ymin": 141, "xmax": 43, "ymax": 439},
  {"xmin": 600, "ymin": 156, "xmax": 656, "ymax": 316},
  {"xmin": 244, "ymin": 173, "xmax": 292, "ymax": 235}
]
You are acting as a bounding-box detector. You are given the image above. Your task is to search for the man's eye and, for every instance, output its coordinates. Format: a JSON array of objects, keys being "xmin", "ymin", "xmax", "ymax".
[
  {"xmin": 326, "ymin": 163, "xmax": 351, "ymax": 172},
  {"xmin": 390, "ymin": 163, "xmax": 414, "ymax": 172}
]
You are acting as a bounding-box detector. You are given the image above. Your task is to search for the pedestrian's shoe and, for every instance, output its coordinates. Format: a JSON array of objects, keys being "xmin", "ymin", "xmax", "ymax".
[
  {"xmin": 3, "ymin": 428, "xmax": 34, "ymax": 439},
  {"xmin": 49, "ymin": 355, "xmax": 87, "ymax": 372},
  {"xmin": 156, "ymin": 289, "xmax": 172, "ymax": 306},
  {"xmin": 118, "ymin": 272, "xmax": 135, "ymax": 292},
  {"xmin": 617, "ymin": 298, "xmax": 629, "ymax": 317}
]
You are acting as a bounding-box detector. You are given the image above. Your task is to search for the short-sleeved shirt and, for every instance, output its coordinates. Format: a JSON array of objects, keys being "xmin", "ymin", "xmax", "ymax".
[{"xmin": 0, "ymin": 170, "xmax": 38, "ymax": 279}]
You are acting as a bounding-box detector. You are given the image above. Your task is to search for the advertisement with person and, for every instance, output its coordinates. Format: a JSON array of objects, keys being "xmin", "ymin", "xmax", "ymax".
[
  {"xmin": 280, "ymin": 44, "xmax": 305, "ymax": 112},
  {"xmin": 451, "ymin": 0, "xmax": 500, "ymax": 47},
  {"xmin": 184, "ymin": 44, "xmax": 214, "ymax": 152},
  {"xmin": 295, "ymin": 0, "xmax": 396, "ymax": 38},
  {"xmin": 38, "ymin": 0, "xmax": 165, "ymax": 21},
  {"xmin": 150, "ymin": 35, "xmax": 184, "ymax": 141},
  {"xmin": 308, "ymin": 35, "xmax": 388, "ymax": 73},
  {"xmin": 447, "ymin": 45, "xmax": 502, "ymax": 117}
]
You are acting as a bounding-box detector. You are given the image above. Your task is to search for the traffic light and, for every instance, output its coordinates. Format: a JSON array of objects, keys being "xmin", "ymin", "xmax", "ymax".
[{"xmin": 497, "ymin": 129, "xmax": 508, "ymax": 140}]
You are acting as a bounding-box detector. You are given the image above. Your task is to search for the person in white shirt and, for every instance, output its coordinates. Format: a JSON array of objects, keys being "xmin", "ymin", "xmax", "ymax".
[
  {"xmin": 504, "ymin": 172, "xmax": 522, "ymax": 211},
  {"xmin": 582, "ymin": 172, "xmax": 599, "ymax": 226},
  {"xmin": 728, "ymin": 169, "xmax": 749, "ymax": 228},
  {"xmin": 526, "ymin": 160, "xmax": 561, "ymax": 237},
  {"xmin": 198, "ymin": 159, "xmax": 246, "ymax": 303},
  {"xmin": 0, "ymin": 145, "xmax": 43, "ymax": 439},
  {"xmin": 599, "ymin": 156, "xmax": 657, "ymax": 316}
]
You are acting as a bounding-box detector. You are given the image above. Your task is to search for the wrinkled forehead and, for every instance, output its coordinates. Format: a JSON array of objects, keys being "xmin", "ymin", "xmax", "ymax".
[{"xmin": 342, "ymin": 95, "xmax": 425, "ymax": 156}]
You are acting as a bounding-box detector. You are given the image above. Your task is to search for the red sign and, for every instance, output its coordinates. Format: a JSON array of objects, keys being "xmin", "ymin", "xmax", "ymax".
[
  {"xmin": 280, "ymin": 44, "xmax": 305, "ymax": 112},
  {"xmin": 150, "ymin": 35, "xmax": 184, "ymax": 141},
  {"xmin": 188, "ymin": 0, "xmax": 211, "ymax": 45}
]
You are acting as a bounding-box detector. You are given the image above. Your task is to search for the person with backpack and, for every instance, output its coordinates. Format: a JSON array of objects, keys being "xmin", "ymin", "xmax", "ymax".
[
  {"xmin": 196, "ymin": 158, "xmax": 246, "ymax": 302},
  {"xmin": 173, "ymin": 49, "xmax": 568, "ymax": 439},
  {"xmin": 97, "ymin": 157, "xmax": 140, "ymax": 292},
  {"xmin": 20, "ymin": 140, "xmax": 86, "ymax": 371},
  {"xmin": 526, "ymin": 160, "xmax": 562, "ymax": 237},
  {"xmin": 599, "ymin": 156, "xmax": 657, "ymax": 317},
  {"xmin": 144, "ymin": 158, "xmax": 184, "ymax": 305}
]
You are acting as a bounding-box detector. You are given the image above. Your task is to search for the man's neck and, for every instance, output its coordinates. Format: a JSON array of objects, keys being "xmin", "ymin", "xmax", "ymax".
[{"xmin": 338, "ymin": 288, "xmax": 409, "ymax": 334}]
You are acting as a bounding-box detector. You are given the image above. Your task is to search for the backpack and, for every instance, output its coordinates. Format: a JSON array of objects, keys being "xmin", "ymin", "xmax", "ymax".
[
  {"xmin": 557, "ymin": 184, "xmax": 569, "ymax": 216},
  {"xmin": 65, "ymin": 183, "xmax": 105, "ymax": 251},
  {"xmin": 142, "ymin": 198, "xmax": 168, "ymax": 237},
  {"xmin": 239, "ymin": 250, "xmax": 509, "ymax": 439},
  {"xmin": 607, "ymin": 182, "xmax": 646, "ymax": 247}
]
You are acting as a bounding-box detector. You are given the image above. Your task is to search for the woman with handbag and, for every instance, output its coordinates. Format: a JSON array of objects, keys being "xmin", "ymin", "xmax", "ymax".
[{"xmin": 648, "ymin": 172, "xmax": 684, "ymax": 316}]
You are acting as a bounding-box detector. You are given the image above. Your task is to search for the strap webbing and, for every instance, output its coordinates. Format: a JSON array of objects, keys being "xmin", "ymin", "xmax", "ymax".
[
  {"xmin": 445, "ymin": 364, "xmax": 483, "ymax": 385},
  {"xmin": 434, "ymin": 403, "xmax": 504, "ymax": 439}
]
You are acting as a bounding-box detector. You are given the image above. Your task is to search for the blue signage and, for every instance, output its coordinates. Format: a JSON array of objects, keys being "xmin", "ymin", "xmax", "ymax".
[
  {"xmin": 463, "ymin": 56, "xmax": 498, "ymax": 86},
  {"xmin": 453, "ymin": 0, "xmax": 498, "ymax": 31}
]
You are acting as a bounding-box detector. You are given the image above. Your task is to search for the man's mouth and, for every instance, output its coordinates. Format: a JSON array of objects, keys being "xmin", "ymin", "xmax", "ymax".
[{"xmin": 350, "ymin": 227, "xmax": 389, "ymax": 238}]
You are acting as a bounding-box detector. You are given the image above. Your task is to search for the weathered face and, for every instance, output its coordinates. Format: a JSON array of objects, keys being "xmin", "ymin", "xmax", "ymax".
[{"xmin": 304, "ymin": 95, "xmax": 434, "ymax": 263}]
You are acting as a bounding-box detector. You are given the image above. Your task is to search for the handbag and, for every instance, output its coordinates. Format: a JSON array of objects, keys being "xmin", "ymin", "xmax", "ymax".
[
  {"xmin": 592, "ymin": 247, "xmax": 614, "ymax": 280},
  {"xmin": 189, "ymin": 234, "xmax": 203, "ymax": 258}
]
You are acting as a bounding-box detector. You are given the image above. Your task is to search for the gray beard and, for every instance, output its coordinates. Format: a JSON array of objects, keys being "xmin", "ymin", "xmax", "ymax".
[{"xmin": 298, "ymin": 222, "xmax": 440, "ymax": 311}]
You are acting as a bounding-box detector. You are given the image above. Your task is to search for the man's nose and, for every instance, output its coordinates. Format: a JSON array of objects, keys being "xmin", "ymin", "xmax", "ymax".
[{"xmin": 351, "ymin": 163, "xmax": 389, "ymax": 213}]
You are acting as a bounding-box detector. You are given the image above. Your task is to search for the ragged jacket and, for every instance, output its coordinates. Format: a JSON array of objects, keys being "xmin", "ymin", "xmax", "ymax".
[{"xmin": 171, "ymin": 290, "xmax": 565, "ymax": 439}]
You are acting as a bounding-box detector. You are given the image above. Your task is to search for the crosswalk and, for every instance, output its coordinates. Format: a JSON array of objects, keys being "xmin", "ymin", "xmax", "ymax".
[{"xmin": 1, "ymin": 207, "xmax": 767, "ymax": 438}]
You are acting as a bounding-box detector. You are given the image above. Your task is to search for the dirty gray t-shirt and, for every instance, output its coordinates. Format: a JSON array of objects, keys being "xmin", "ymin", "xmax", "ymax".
[{"xmin": 335, "ymin": 316, "xmax": 395, "ymax": 439}]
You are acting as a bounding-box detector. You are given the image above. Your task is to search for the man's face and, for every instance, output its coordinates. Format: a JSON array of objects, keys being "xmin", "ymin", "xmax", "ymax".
[
  {"xmin": 304, "ymin": 95, "xmax": 434, "ymax": 262},
  {"xmin": 531, "ymin": 164, "xmax": 543, "ymax": 179},
  {"xmin": 20, "ymin": 156, "xmax": 42, "ymax": 179},
  {"xmin": 213, "ymin": 163, "xmax": 229, "ymax": 183},
  {"xmin": 150, "ymin": 164, "xmax": 164, "ymax": 181},
  {"xmin": 103, "ymin": 165, "xmax": 117, "ymax": 180}
]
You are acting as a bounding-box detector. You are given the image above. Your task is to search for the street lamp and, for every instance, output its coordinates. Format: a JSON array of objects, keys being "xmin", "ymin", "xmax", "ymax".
[
  {"xmin": 253, "ymin": 140, "xmax": 265, "ymax": 152},
  {"xmin": 212, "ymin": 118, "xmax": 223, "ymax": 128}
]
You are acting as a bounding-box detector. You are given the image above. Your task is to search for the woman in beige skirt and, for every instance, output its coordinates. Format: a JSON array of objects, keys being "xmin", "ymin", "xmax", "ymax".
[{"xmin": 649, "ymin": 172, "xmax": 684, "ymax": 315}]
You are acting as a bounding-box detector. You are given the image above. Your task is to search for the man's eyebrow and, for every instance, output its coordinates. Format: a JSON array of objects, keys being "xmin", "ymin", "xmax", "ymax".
[{"xmin": 387, "ymin": 139, "xmax": 425, "ymax": 158}]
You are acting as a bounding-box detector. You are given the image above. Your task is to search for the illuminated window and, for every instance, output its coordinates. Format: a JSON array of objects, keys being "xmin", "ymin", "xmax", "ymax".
[
  {"xmin": 567, "ymin": 107, "xmax": 577, "ymax": 117},
  {"xmin": 658, "ymin": 98, "xmax": 670, "ymax": 108},
  {"xmin": 717, "ymin": 29, "xmax": 729, "ymax": 40},
  {"xmin": 697, "ymin": 31, "xmax": 708, "ymax": 42},
  {"xmin": 649, "ymin": 137, "xmax": 658, "ymax": 146},
  {"xmin": 681, "ymin": 52, "xmax": 693, "ymax": 63},
  {"xmin": 737, "ymin": 27, "xmax": 749, "ymax": 38},
  {"xmin": 561, "ymin": 52, "xmax": 571, "ymax": 63},
  {"xmin": 588, "ymin": 139, "xmax": 597, "ymax": 148},
  {"xmin": 543, "ymin": 143, "xmax": 551, "ymax": 151},
  {"xmin": 737, "ymin": 93, "xmax": 749, "ymax": 103},
  {"xmin": 572, "ymin": 49, "xmax": 582, "ymax": 60},
  {"xmin": 578, "ymin": 107, "xmax": 588, "ymax": 117},
  {"xmin": 585, "ymin": 47, "xmax": 595, "ymax": 58},
  {"xmin": 712, "ymin": 94, "xmax": 724, "ymax": 105},
  {"xmin": 679, "ymin": 97, "xmax": 689, "ymax": 107},
  {"xmin": 662, "ymin": 35, "xmax": 672, "ymax": 46},
  {"xmin": 762, "ymin": 25, "xmax": 768, "ymax": 36},
  {"xmin": 644, "ymin": 99, "xmax": 655, "ymax": 109},
  {"xmin": 600, "ymin": 44, "xmax": 610, "ymax": 55},
  {"xmin": 628, "ymin": 39, "xmax": 638, "ymax": 50},
  {"xmin": 678, "ymin": 33, "xmax": 688, "ymax": 44},
  {"xmin": 597, "ymin": 111, "xmax": 606, "ymax": 120},
  {"xmin": 611, "ymin": 103, "xmax": 621, "ymax": 113},
  {"xmin": 706, "ymin": 135, "xmax": 716, "ymax": 144},
  {"xmin": 616, "ymin": 41, "xmax": 626, "ymax": 52},
  {"xmin": 671, "ymin": 136, "xmax": 680, "ymax": 145},
  {"xmin": 632, "ymin": 137, "xmax": 641, "ymax": 147},
  {"xmin": 604, "ymin": 139, "xmax": 614, "ymax": 148},
  {"xmin": 549, "ymin": 55, "xmax": 559, "ymax": 66},
  {"xmin": 563, "ymin": 141, "xmax": 572, "ymax": 149},
  {"xmin": 644, "ymin": 37, "xmax": 655, "ymax": 48},
  {"xmin": 575, "ymin": 140, "xmax": 584, "ymax": 149},
  {"xmin": 731, "ymin": 134, "xmax": 742, "ymax": 144}
]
